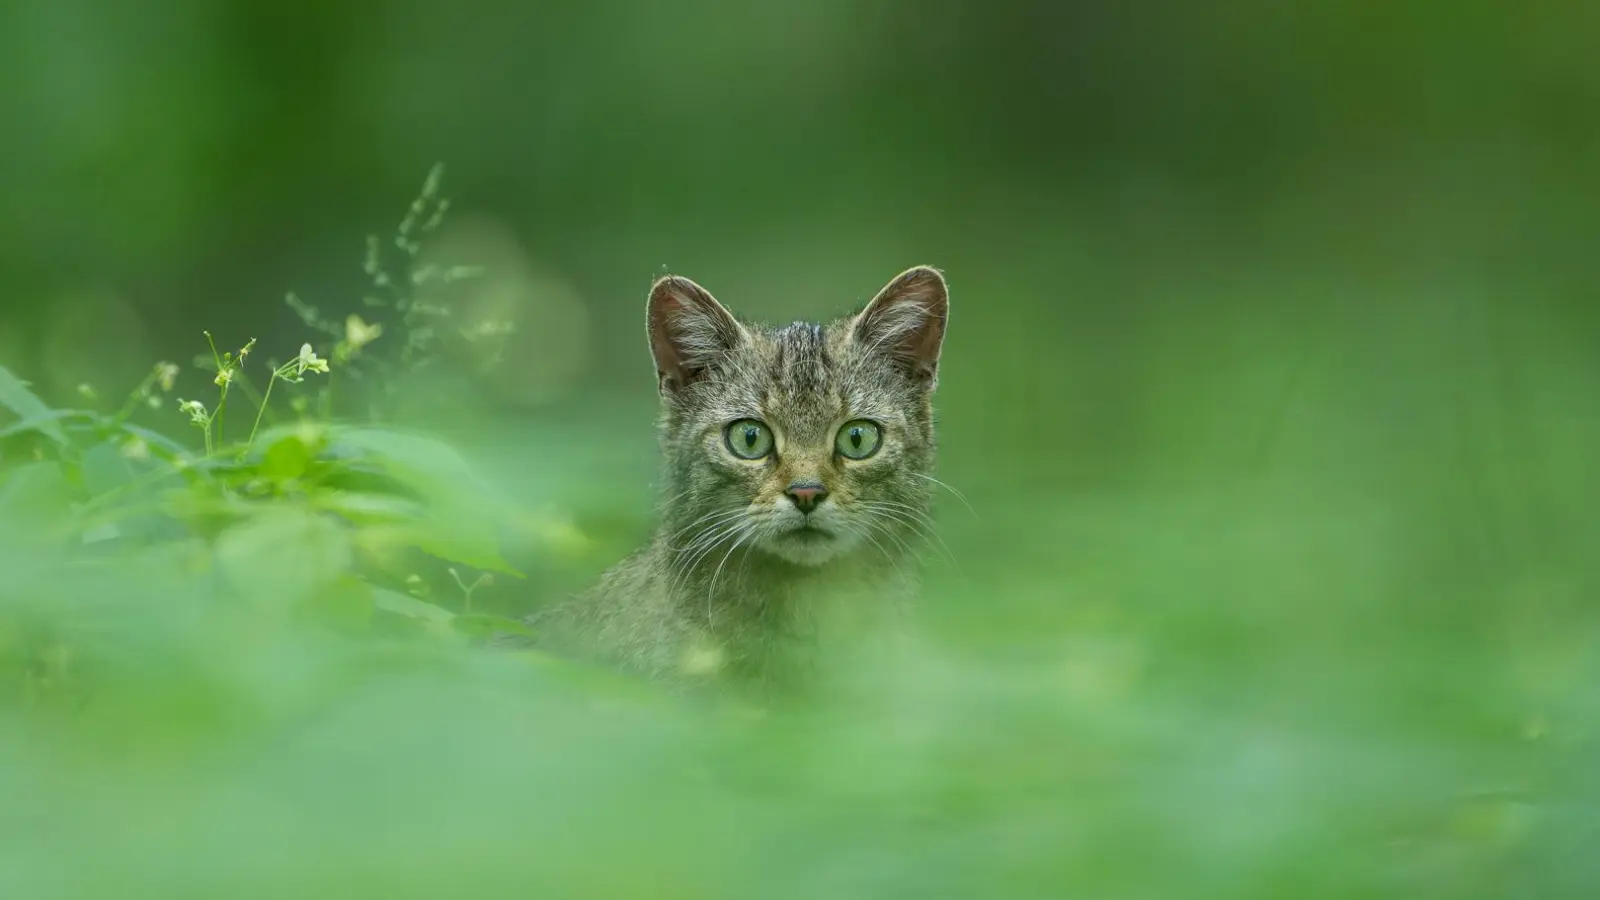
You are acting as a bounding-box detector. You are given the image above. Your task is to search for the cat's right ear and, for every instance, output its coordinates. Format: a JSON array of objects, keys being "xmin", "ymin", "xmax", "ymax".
[{"xmin": 647, "ymin": 275, "xmax": 746, "ymax": 396}]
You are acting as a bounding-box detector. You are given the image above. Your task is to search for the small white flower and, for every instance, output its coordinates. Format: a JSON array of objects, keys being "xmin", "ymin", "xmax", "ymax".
[
  {"xmin": 294, "ymin": 343, "xmax": 330, "ymax": 377},
  {"xmin": 344, "ymin": 314, "xmax": 383, "ymax": 352},
  {"xmin": 154, "ymin": 362, "xmax": 180, "ymax": 392},
  {"xmin": 176, "ymin": 398, "xmax": 208, "ymax": 424}
]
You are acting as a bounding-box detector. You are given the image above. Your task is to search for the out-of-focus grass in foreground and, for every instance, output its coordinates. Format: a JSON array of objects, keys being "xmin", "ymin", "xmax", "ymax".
[{"xmin": 2, "ymin": 176, "xmax": 1598, "ymax": 900}]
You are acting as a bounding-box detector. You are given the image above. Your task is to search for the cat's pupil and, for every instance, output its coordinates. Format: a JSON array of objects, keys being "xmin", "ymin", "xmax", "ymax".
[
  {"xmin": 743, "ymin": 428, "xmax": 757, "ymax": 447},
  {"xmin": 849, "ymin": 428, "xmax": 862, "ymax": 448}
]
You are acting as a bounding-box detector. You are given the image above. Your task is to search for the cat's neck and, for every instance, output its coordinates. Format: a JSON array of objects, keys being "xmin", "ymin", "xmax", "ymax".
[
  {"xmin": 646, "ymin": 536, "xmax": 915, "ymax": 684},
  {"xmin": 650, "ymin": 533, "xmax": 915, "ymax": 628}
]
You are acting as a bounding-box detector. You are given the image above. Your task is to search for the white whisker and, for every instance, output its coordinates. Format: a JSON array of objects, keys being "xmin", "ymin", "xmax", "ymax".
[
  {"xmin": 667, "ymin": 506, "xmax": 749, "ymax": 548},
  {"xmin": 705, "ymin": 522, "xmax": 756, "ymax": 624},
  {"xmin": 858, "ymin": 500, "xmax": 962, "ymax": 576},
  {"xmin": 667, "ymin": 516, "xmax": 750, "ymax": 603},
  {"xmin": 910, "ymin": 472, "xmax": 976, "ymax": 518}
]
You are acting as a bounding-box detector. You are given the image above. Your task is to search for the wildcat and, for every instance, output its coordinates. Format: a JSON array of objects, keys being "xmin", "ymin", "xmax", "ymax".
[{"xmin": 519, "ymin": 265, "xmax": 950, "ymax": 687}]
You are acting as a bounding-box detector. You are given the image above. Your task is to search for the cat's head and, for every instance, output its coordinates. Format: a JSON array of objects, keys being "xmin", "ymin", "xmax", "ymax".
[{"xmin": 647, "ymin": 266, "xmax": 949, "ymax": 567}]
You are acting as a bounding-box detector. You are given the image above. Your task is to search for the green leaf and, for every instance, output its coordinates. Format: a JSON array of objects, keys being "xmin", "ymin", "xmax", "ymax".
[
  {"xmin": 111, "ymin": 424, "xmax": 194, "ymax": 460},
  {"xmin": 261, "ymin": 432, "xmax": 313, "ymax": 482},
  {"xmin": 346, "ymin": 515, "xmax": 522, "ymax": 580},
  {"xmin": 451, "ymin": 613, "xmax": 535, "ymax": 639},
  {"xmin": 78, "ymin": 440, "xmax": 147, "ymax": 498},
  {"xmin": 213, "ymin": 507, "xmax": 352, "ymax": 608},
  {"xmin": 321, "ymin": 425, "xmax": 524, "ymax": 576},
  {"xmin": 312, "ymin": 491, "xmax": 425, "ymax": 524},
  {"xmin": 408, "ymin": 526, "xmax": 525, "ymax": 577},
  {"xmin": 371, "ymin": 587, "xmax": 455, "ymax": 623},
  {"xmin": 324, "ymin": 426, "xmax": 483, "ymax": 486},
  {"xmin": 295, "ymin": 575, "xmax": 376, "ymax": 630},
  {"xmin": 370, "ymin": 587, "xmax": 458, "ymax": 640},
  {"xmin": 0, "ymin": 461, "xmax": 77, "ymax": 520},
  {"xmin": 0, "ymin": 364, "xmax": 68, "ymax": 445},
  {"xmin": 0, "ymin": 408, "xmax": 96, "ymax": 441}
]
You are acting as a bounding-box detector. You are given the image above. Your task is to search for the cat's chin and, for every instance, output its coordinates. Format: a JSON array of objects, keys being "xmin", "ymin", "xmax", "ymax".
[{"xmin": 759, "ymin": 527, "xmax": 850, "ymax": 567}]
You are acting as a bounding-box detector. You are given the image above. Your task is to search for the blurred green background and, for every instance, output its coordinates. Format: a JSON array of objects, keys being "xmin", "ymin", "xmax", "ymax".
[{"xmin": 3, "ymin": 1, "xmax": 1599, "ymax": 897}]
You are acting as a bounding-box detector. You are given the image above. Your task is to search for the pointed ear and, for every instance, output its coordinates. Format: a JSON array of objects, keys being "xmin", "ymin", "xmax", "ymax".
[
  {"xmin": 647, "ymin": 274, "xmax": 746, "ymax": 395},
  {"xmin": 851, "ymin": 265, "xmax": 949, "ymax": 390}
]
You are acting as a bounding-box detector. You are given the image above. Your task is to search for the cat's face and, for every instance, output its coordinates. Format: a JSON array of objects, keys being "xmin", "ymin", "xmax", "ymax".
[{"xmin": 648, "ymin": 267, "xmax": 949, "ymax": 568}]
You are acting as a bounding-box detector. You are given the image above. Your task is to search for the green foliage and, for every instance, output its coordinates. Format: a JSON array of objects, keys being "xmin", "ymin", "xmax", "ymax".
[
  {"xmin": 0, "ymin": 366, "xmax": 69, "ymax": 445},
  {"xmin": 0, "ymin": 169, "xmax": 541, "ymax": 688},
  {"xmin": 2, "ymin": 172, "xmax": 1595, "ymax": 900}
]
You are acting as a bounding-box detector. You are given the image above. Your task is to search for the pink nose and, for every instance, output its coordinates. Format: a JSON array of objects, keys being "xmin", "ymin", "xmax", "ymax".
[{"xmin": 785, "ymin": 482, "xmax": 828, "ymax": 513}]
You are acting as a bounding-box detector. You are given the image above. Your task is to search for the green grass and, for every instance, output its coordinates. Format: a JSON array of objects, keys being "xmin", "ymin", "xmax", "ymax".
[{"xmin": 1, "ymin": 173, "xmax": 1594, "ymax": 900}]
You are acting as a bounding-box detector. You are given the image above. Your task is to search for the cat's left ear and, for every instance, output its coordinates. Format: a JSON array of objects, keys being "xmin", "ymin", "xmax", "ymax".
[{"xmin": 851, "ymin": 265, "xmax": 949, "ymax": 390}]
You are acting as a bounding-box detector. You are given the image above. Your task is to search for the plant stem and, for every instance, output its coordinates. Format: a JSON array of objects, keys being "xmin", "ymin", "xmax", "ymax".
[
  {"xmin": 244, "ymin": 372, "xmax": 280, "ymax": 458},
  {"xmin": 320, "ymin": 369, "xmax": 335, "ymax": 421},
  {"xmin": 111, "ymin": 371, "xmax": 159, "ymax": 425},
  {"xmin": 204, "ymin": 332, "xmax": 228, "ymax": 449},
  {"xmin": 214, "ymin": 385, "xmax": 229, "ymax": 448}
]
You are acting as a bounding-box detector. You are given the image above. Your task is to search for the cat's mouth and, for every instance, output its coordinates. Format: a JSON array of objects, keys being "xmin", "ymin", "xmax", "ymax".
[{"xmin": 762, "ymin": 520, "xmax": 850, "ymax": 566}]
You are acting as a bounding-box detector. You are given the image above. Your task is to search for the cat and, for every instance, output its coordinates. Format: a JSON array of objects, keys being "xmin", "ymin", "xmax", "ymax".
[{"xmin": 518, "ymin": 265, "xmax": 950, "ymax": 687}]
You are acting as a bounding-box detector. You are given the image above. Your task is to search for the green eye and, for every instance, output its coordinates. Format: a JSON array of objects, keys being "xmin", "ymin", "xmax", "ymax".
[
  {"xmin": 725, "ymin": 419, "xmax": 774, "ymax": 459},
  {"xmin": 835, "ymin": 419, "xmax": 882, "ymax": 460}
]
